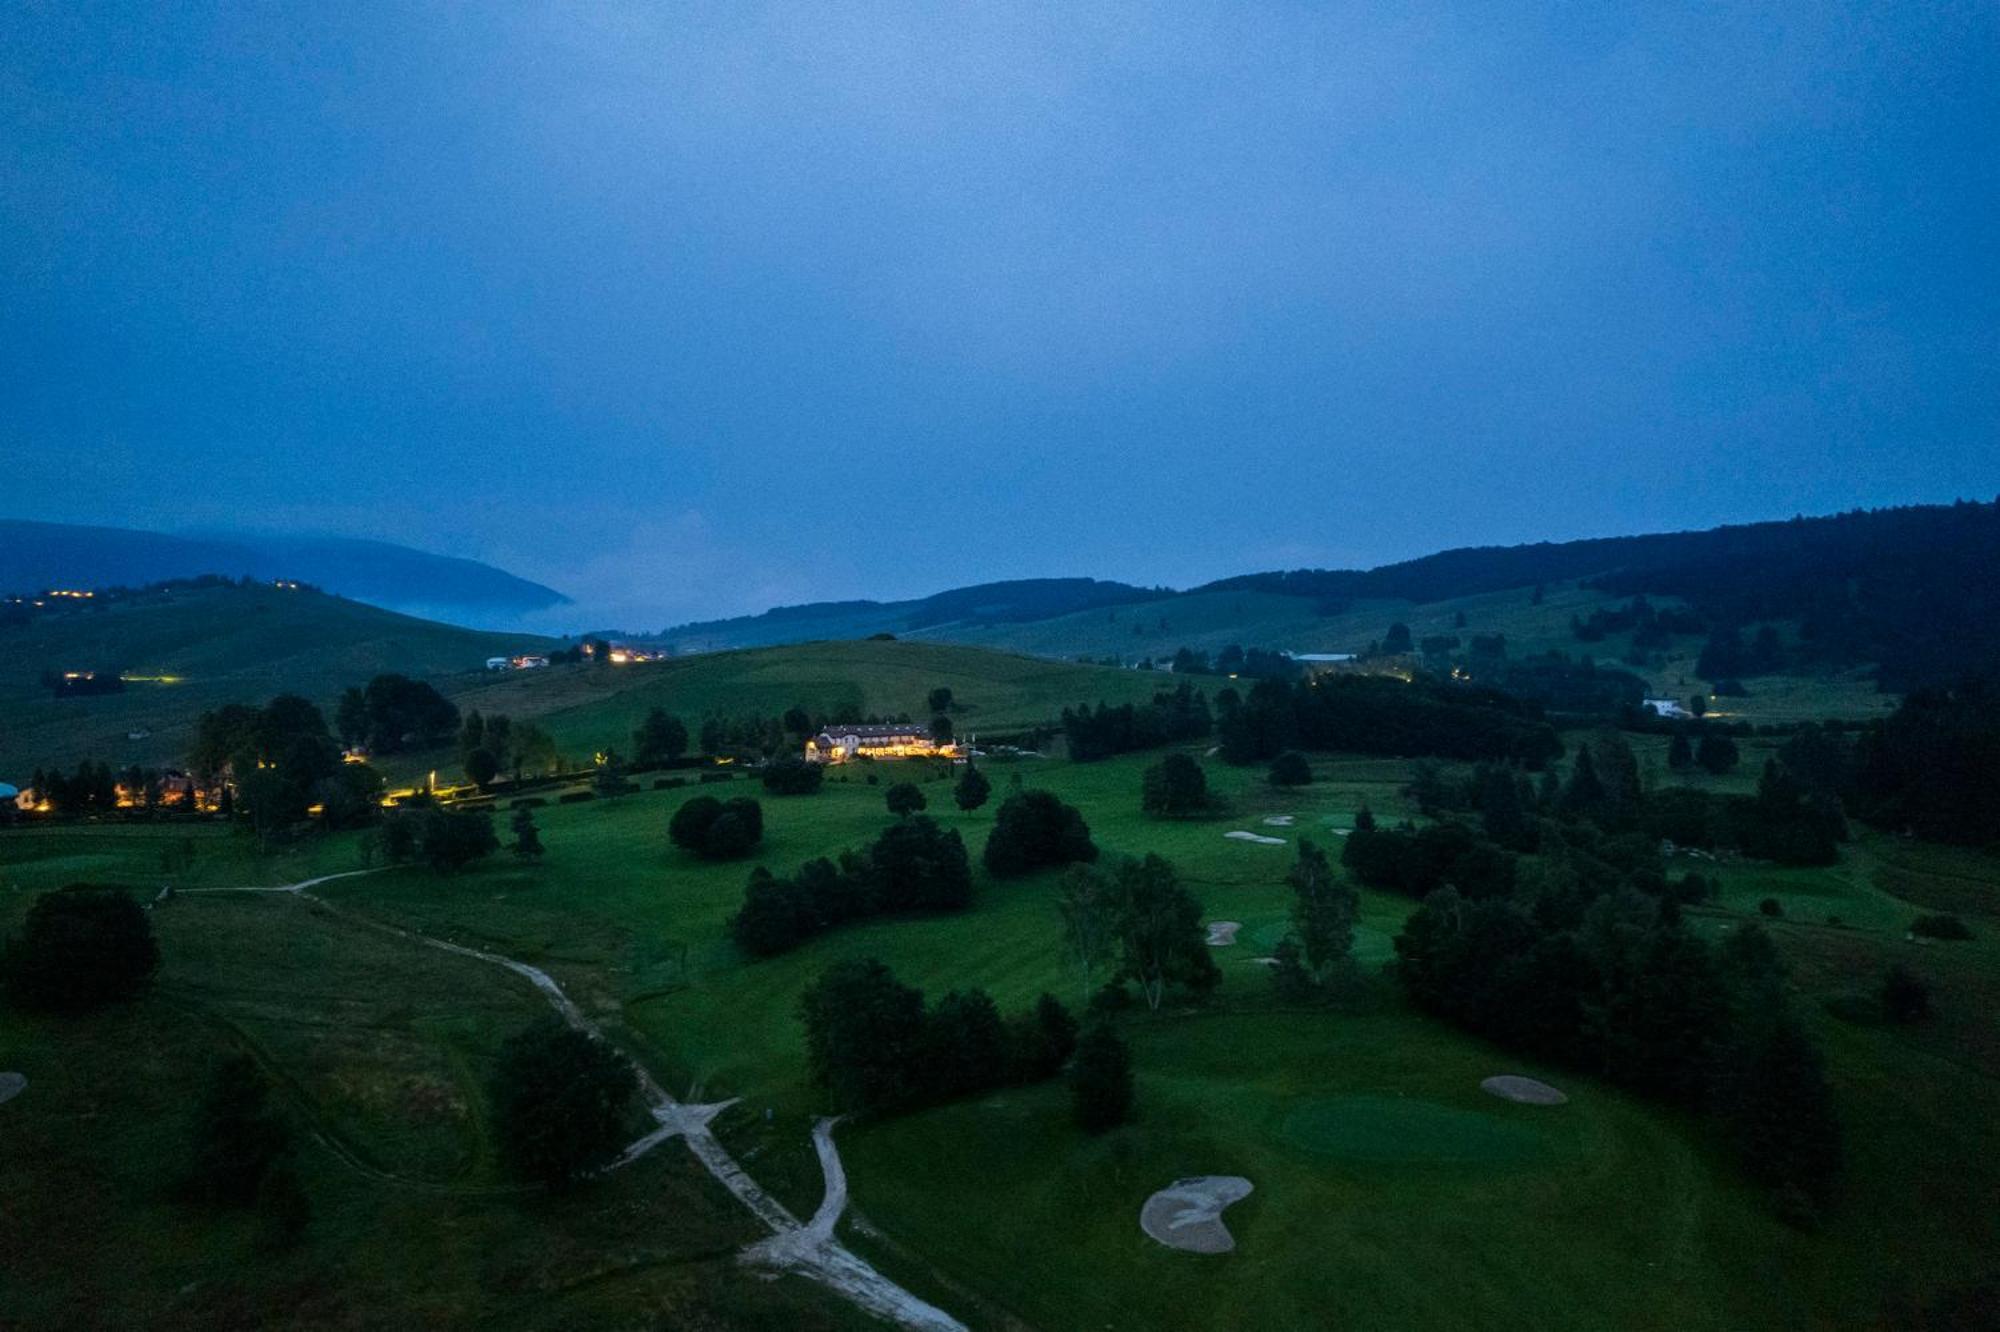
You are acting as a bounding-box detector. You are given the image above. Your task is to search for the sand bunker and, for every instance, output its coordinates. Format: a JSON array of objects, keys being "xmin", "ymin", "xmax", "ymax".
[
  {"xmin": 0, "ymin": 1072, "xmax": 24, "ymax": 1106},
  {"xmin": 1481, "ymin": 1075, "xmax": 1568, "ymax": 1106},
  {"xmin": 1262, "ymin": 815, "xmax": 1295, "ymax": 827},
  {"xmin": 1140, "ymin": 1176, "xmax": 1254, "ymax": 1254},
  {"xmin": 1225, "ymin": 831, "xmax": 1285, "ymax": 846},
  {"xmin": 1205, "ymin": 921, "xmax": 1241, "ymax": 947}
]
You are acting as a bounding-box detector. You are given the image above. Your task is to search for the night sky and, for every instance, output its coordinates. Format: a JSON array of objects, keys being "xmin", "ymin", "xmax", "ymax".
[{"xmin": 4, "ymin": 3, "xmax": 1995, "ymax": 628}]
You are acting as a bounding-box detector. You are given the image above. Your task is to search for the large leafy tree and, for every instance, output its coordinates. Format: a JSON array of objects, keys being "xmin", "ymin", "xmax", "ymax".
[
  {"xmin": 490, "ymin": 1019, "xmax": 639, "ymax": 1188},
  {"xmin": 1109, "ymin": 854, "xmax": 1220, "ymax": 1011},
  {"xmin": 3, "ymin": 887, "xmax": 159, "ymax": 1013}
]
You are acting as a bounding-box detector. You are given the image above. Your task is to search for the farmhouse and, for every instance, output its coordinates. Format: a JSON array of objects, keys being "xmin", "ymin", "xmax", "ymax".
[
  {"xmin": 806, "ymin": 723, "xmax": 949, "ymax": 764},
  {"xmin": 1644, "ymin": 697, "xmax": 1694, "ymax": 720}
]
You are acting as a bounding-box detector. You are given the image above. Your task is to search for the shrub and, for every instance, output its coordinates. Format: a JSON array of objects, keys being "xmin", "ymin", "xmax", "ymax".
[
  {"xmin": 490, "ymin": 1019, "xmax": 638, "ymax": 1187},
  {"xmin": 669, "ymin": 795, "xmax": 765, "ymax": 861},
  {"xmin": 761, "ymin": 756, "xmax": 824, "ymax": 795},
  {"xmin": 1759, "ymin": 897, "xmax": 1784, "ymax": 918},
  {"xmin": 511, "ymin": 796, "xmax": 548, "ymax": 809},
  {"xmin": 651, "ymin": 776, "xmax": 688, "ymax": 791},
  {"xmin": 1070, "ymin": 1022, "xmax": 1135, "ymax": 1133},
  {"xmin": 184, "ymin": 1056, "xmax": 291, "ymax": 1207},
  {"xmin": 1911, "ymin": 914, "xmax": 1974, "ymax": 941},
  {"xmin": 1268, "ymin": 750, "xmax": 1313, "ymax": 786},
  {"xmin": 983, "ymin": 790, "xmax": 1098, "ymax": 877},
  {"xmin": 3, "ymin": 887, "xmax": 159, "ymax": 1013},
  {"xmin": 698, "ymin": 771, "xmax": 734, "ymax": 785},
  {"xmin": 1882, "ymin": 965, "xmax": 1932, "ymax": 1023},
  {"xmin": 885, "ymin": 781, "xmax": 927, "ymax": 818},
  {"xmin": 558, "ymin": 790, "xmax": 596, "ymax": 804}
]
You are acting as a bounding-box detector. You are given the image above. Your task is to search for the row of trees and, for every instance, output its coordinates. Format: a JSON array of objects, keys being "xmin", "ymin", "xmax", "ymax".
[
  {"xmin": 335, "ymin": 673, "xmax": 458, "ymax": 755},
  {"xmin": 800, "ymin": 959, "xmax": 1082, "ymax": 1115},
  {"xmin": 459, "ymin": 709, "xmax": 559, "ymax": 788},
  {"xmin": 1061, "ymin": 683, "xmax": 1212, "ymax": 761},
  {"xmin": 1215, "ymin": 675, "xmax": 1564, "ymax": 768},
  {"xmin": 1055, "ymin": 853, "xmax": 1219, "ymax": 1012},
  {"xmin": 730, "ymin": 816, "xmax": 973, "ymax": 955}
]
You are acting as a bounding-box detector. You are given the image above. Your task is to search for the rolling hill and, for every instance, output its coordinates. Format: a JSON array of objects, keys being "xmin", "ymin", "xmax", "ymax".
[
  {"xmin": 0, "ymin": 520, "xmax": 570, "ymax": 627},
  {"xmin": 0, "ymin": 581, "xmax": 556, "ymax": 779}
]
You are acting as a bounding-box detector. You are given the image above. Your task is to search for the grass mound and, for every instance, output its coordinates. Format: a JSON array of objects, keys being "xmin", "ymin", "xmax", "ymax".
[{"xmin": 1277, "ymin": 1095, "xmax": 1558, "ymax": 1166}]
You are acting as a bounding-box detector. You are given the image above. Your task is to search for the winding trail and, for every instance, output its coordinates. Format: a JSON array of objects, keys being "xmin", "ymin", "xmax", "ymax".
[{"xmin": 191, "ymin": 871, "xmax": 963, "ymax": 1331}]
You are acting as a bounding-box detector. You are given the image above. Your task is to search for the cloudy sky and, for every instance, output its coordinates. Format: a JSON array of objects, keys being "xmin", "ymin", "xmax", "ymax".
[{"xmin": 4, "ymin": 2, "xmax": 1994, "ymax": 628}]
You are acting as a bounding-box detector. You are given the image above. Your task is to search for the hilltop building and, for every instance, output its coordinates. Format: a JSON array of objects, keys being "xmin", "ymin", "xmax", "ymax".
[{"xmin": 806, "ymin": 723, "xmax": 953, "ymax": 764}]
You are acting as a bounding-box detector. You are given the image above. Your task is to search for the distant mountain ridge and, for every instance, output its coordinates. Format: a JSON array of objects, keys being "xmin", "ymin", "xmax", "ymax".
[{"xmin": 0, "ymin": 520, "xmax": 569, "ymax": 626}]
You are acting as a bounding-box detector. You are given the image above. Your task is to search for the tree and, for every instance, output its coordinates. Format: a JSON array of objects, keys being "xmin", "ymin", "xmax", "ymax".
[
  {"xmin": 632, "ymin": 708, "xmax": 689, "ymax": 767},
  {"xmin": 3, "ymin": 887, "xmax": 159, "ymax": 1013},
  {"xmin": 1882, "ymin": 965, "xmax": 1932, "ymax": 1023},
  {"xmin": 800, "ymin": 959, "xmax": 930, "ymax": 1114},
  {"xmin": 184, "ymin": 1056, "xmax": 292, "ymax": 1207},
  {"xmin": 1009, "ymin": 993, "xmax": 1079, "ymax": 1083},
  {"xmin": 1697, "ymin": 732, "xmax": 1740, "ymax": 775},
  {"xmin": 1667, "ymin": 730, "xmax": 1694, "ymax": 770},
  {"xmin": 927, "ymin": 687, "xmax": 955, "ymax": 714},
  {"xmin": 1268, "ymin": 750, "xmax": 1312, "ymax": 787},
  {"xmin": 463, "ymin": 747, "xmax": 500, "ymax": 790},
  {"xmin": 669, "ymin": 795, "xmax": 764, "ymax": 860},
  {"xmin": 1071, "ymin": 1022, "xmax": 1134, "ymax": 1132},
  {"xmin": 866, "ymin": 816, "xmax": 971, "ymax": 911},
  {"xmin": 885, "ymin": 781, "xmax": 927, "ymax": 818},
  {"xmin": 395, "ymin": 808, "xmax": 499, "ymax": 873},
  {"xmin": 782, "ymin": 705, "xmax": 815, "ymax": 739},
  {"xmin": 1383, "ymin": 622, "xmax": 1413, "ymax": 654},
  {"xmin": 1690, "ymin": 693, "xmax": 1708, "ymax": 718},
  {"xmin": 1056, "ymin": 865, "xmax": 1118, "ymax": 1005},
  {"xmin": 923, "ymin": 989, "xmax": 1010, "ymax": 1101},
  {"xmin": 510, "ymin": 805, "xmax": 545, "ymax": 859},
  {"xmin": 1140, "ymin": 753, "xmax": 1210, "ymax": 817},
  {"xmin": 762, "ymin": 755, "xmax": 825, "ymax": 795},
  {"xmin": 953, "ymin": 762, "xmax": 991, "ymax": 814},
  {"xmin": 490, "ymin": 1019, "xmax": 638, "ymax": 1187},
  {"xmin": 1286, "ymin": 839, "xmax": 1358, "ymax": 988},
  {"xmin": 984, "ymin": 790, "xmax": 1098, "ymax": 876},
  {"xmin": 355, "ymin": 674, "xmax": 459, "ymax": 754},
  {"xmin": 1717, "ymin": 1015, "xmax": 1842, "ymax": 1219},
  {"xmin": 930, "ymin": 713, "xmax": 955, "ymax": 746},
  {"xmin": 1110, "ymin": 854, "xmax": 1221, "ymax": 1011}
]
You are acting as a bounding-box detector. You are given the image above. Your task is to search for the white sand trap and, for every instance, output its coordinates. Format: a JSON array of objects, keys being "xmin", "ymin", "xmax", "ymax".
[
  {"xmin": 1481, "ymin": 1075, "xmax": 1568, "ymax": 1106},
  {"xmin": 1249, "ymin": 956, "xmax": 1279, "ymax": 967},
  {"xmin": 1225, "ymin": 831, "xmax": 1285, "ymax": 846},
  {"xmin": 0, "ymin": 1072, "xmax": 24, "ymax": 1106},
  {"xmin": 1141, "ymin": 1176, "xmax": 1254, "ymax": 1254},
  {"xmin": 1262, "ymin": 815, "xmax": 1295, "ymax": 827},
  {"xmin": 1205, "ymin": 921, "xmax": 1241, "ymax": 947}
]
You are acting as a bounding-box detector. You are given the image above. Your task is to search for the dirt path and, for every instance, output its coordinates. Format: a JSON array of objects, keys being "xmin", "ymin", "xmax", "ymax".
[{"xmin": 190, "ymin": 873, "xmax": 964, "ymax": 1330}]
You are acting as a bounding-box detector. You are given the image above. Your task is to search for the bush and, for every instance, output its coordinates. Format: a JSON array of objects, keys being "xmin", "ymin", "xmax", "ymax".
[
  {"xmin": 651, "ymin": 776, "xmax": 688, "ymax": 791},
  {"xmin": 3, "ymin": 887, "xmax": 159, "ymax": 1013},
  {"xmin": 511, "ymin": 796, "xmax": 548, "ymax": 809},
  {"xmin": 184, "ymin": 1055, "xmax": 292, "ymax": 1207},
  {"xmin": 669, "ymin": 795, "xmax": 765, "ymax": 861},
  {"xmin": 1070, "ymin": 1022, "xmax": 1135, "ymax": 1133},
  {"xmin": 1759, "ymin": 897, "xmax": 1784, "ymax": 918},
  {"xmin": 983, "ymin": 790, "xmax": 1098, "ymax": 877},
  {"xmin": 885, "ymin": 781, "xmax": 927, "ymax": 817},
  {"xmin": 1268, "ymin": 750, "xmax": 1313, "ymax": 786},
  {"xmin": 558, "ymin": 789, "xmax": 596, "ymax": 804},
  {"xmin": 698, "ymin": 771, "xmax": 734, "ymax": 785},
  {"xmin": 1882, "ymin": 965, "xmax": 1932, "ymax": 1023},
  {"xmin": 1911, "ymin": 913, "xmax": 1974, "ymax": 941},
  {"xmin": 490, "ymin": 1019, "xmax": 639, "ymax": 1187},
  {"xmin": 761, "ymin": 756, "xmax": 824, "ymax": 795}
]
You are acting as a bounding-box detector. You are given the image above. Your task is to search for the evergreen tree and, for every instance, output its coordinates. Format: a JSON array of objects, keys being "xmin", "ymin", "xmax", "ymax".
[
  {"xmin": 1286, "ymin": 839, "xmax": 1357, "ymax": 986},
  {"xmin": 185, "ymin": 1056, "xmax": 292, "ymax": 1207},
  {"xmin": 510, "ymin": 805, "xmax": 545, "ymax": 859},
  {"xmin": 1070, "ymin": 1022, "xmax": 1135, "ymax": 1133},
  {"xmin": 632, "ymin": 708, "xmax": 689, "ymax": 766},
  {"xmin": 1668, "ymin": 729, "xmax": 1695, "ymax": 769},
  {"xmin": 953, "ymin": 762, "xmax": 992, "ymax": 813},
  {"xmin": 1140, "ymin": 753, "xmax": 1210, "ymax": 817}
]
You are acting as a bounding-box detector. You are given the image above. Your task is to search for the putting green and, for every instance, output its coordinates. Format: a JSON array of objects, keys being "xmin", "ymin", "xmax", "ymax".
[{"xmin": 1277, "ymin": 1096, "xmax": 1559, "ymax": 1165}]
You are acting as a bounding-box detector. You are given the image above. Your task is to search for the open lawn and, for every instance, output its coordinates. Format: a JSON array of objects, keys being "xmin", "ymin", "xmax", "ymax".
[{"xmin": 4, "ymin": 731, "xmax": 1997, "ymax": 1328}]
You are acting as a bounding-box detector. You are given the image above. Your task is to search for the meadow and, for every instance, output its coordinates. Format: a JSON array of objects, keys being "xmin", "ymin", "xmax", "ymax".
[{"xmin": 6, "ymin": 706, "xmax": 1997, "ymax": 1328}]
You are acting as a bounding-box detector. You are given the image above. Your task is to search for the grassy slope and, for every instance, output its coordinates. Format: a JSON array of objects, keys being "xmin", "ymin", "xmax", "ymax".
[
  {"xmin": 4, "ymin": 723, "xmax": 1993, "ymax": 1325},
  {"xmin": 442, "ymin": 638, "xmax": 1170, "ymax": 762},
  {"xmin": 0, "ymin": 583, "xmax": 555, "ymax": 779}
]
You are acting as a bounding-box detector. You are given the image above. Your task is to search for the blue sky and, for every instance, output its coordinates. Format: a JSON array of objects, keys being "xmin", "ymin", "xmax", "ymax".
[{"xmin": 3, "ymin": 2, "xmax": 1994, "ymax": 628}]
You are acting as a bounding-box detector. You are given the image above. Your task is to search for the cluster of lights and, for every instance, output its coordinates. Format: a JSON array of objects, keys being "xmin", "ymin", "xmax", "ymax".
[
  {"xmin": 46, "ymin": 589, "xmax": 95, "ymax": 599},
  {"xmin": 272, "ymin": 579, "xmax": 301, "ymax": 590}
]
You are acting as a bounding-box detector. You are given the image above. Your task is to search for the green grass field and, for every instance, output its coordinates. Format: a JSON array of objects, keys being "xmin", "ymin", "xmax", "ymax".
[{"xmin": 4, "ymin": 697, "xmax": 1996, "ymax": 1326}]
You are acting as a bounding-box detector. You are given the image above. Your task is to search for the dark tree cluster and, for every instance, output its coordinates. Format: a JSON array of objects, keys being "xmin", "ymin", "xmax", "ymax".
[
  {"xmin": 1695, "ymin": 624, "xmax": 1787, "ymax": 681},
  {"xmin": 1395, "ymin": 861, "xmax": 1841, "ymax": 1217},
  {"xmin": 458, "ymin": 709, "xmax": 558, "ymax": 787},
  {"xmin": 3, "ymin": 886, "xmax": 159, "ymax": 1013},
  {"xmin": 195, "ymin": 694, "xmax": 384, "ymax": 839},
  {"xmin": 760, "ymin": 755, "xmax": 825, "ymax": 795},
  {"xmin": 28, "ymin": 760, "xmax": 121, "ymax": 815},
  {"xmin": 1457, "ymin": 652, "xmax": 1648, "ymax": 716},
  {"xmin": 799, "ymin": 958, "xmax": 1078, "ymax": 1115},
  {"xmin": 1848, "ymin": 678, "xmax": 2000, "ymax": 846},
  {"xmin": 379, "ymin": 806, "xmax": 500, "ymax": 874},
  {"xmin": 1060, "ymin": 682, "xmax": 1212, "ymax": 761},
  {"xmin": 1140, "ymin": 752, "xmax": 1213, "ymax": 817},
  {"xmin": 1570, "ymin": 595, "xmax": 1706, "ymax": 647},
  {"xmin": 1217, "ymin": 675, "xmax": 1562, "ymax": 769},
  {"xmin": 730, "ymin": 815, "xmax": 972, "ymax": 955},
  {"xmin": 1267, "ymin": 750, "xmax": 1313, "ymax": 786},
  {"xmin": 982, "ymin": 790, "xmax": 1098, "ymax": 877},
  {"xmin": 668, "ymin": 795, "xmax": 765, "ymax": 860},
  {"xmin": 1167, "ymin": 645, "xmax": 1298, "ymax": 679},
  {"xmin": 182, "ymin": 1056, "xmax": 311, "ymax": 1250},
  {"xmin": 631, "ymin": 707, "xmax": 690, "ymax": 767},
  {"xmin": 490, "ymin": 1018, "xmax": 639, "ymax": 1187},
  {"xmin": 335, "ymin": 673, "xmax": 459, "ymax": 755}
]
